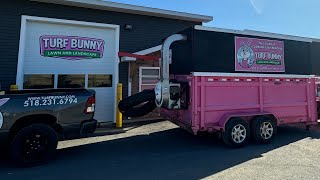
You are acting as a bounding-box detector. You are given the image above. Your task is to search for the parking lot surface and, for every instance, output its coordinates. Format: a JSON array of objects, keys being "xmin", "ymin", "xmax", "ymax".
[{"xmin": 1, "ymin": 121, "xmax": 320, "ymax": 180}]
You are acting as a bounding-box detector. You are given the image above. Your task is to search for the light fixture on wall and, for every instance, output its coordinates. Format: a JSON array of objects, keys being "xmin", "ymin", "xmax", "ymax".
[{"xmin": 124, "ymin": 24, "xmax": 133, "ymax": 31}]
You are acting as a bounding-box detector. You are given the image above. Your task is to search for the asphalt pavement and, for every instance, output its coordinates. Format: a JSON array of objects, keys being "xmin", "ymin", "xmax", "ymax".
[{"xmin": 1, "ymin": 121, "xmax": 320, "ymax": 180}]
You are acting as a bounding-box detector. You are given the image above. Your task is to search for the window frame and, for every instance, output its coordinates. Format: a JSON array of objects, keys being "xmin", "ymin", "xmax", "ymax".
[
  {"xmin": 23, "ymin": 73, "xmax": 114, "ymax": 90},
  {"xmin": 139, "ymin": 67, "xmax": 160, "ymax": 92},
  {"xmin": 57, "ymin": 74, "xmax": 86, "ymax": 89},
  {"xmin": 88, "ymin": 74, "xmax": 113, "ymax": 88},
  {"xmin": 23, "ymin": 74, "xmax": 55, "ymax": 90}
]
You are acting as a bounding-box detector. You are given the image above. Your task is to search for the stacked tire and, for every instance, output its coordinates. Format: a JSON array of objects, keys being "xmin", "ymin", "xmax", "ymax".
[{"xmin": 118, "ymin": 89, "xmax": 157, "ymax": 117}]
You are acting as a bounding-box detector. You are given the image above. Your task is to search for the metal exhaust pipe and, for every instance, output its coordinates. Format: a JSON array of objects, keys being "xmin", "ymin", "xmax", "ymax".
[{"xmin": 160, "ymin": 34, "xmax": 187, "ymax": 82}]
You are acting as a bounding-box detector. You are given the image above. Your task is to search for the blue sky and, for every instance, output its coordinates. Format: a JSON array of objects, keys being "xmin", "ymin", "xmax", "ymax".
[{"xmin": 109, "ymin": 0, "xmax": 320, "ymax": 39}]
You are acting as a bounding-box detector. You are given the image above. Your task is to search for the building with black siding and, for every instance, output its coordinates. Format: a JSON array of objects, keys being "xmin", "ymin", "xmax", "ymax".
[{"xmin": 0, "ymin": 0, "xmax": 212, "ymax": 122}]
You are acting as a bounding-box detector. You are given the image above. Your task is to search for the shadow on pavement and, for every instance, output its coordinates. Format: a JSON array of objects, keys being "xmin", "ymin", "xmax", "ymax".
[{"xmin": 1, "ymin": 125, "xmax": 320, "ymax": 180}]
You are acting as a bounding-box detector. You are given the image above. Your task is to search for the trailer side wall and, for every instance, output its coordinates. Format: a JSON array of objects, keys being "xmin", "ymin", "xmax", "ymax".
[{"xmin": 163, "ymin": 74, "xmax": 317, "ymax": 133}]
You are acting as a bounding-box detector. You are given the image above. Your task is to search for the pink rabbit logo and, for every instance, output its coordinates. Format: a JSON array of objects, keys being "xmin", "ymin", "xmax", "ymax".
[{"xmin": 237, "ymin": 45, "xmax": 254, "ymax": 68}]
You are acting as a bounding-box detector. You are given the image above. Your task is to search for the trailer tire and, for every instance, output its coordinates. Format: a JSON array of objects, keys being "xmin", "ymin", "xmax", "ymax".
[
  {"xmin": 9, "ymin": 124, "xmax": 58, "ymax": 166},
  {"xmin": 252, "ymin": 116, "xmax": 277, "ymax": 144},
  {"xmin": 118, "ymin": 89, "xmax": 157, "ymax": 117},
  {"xmin": 222, "ymin": 118, "xmax": 250, "ymax": 148}
]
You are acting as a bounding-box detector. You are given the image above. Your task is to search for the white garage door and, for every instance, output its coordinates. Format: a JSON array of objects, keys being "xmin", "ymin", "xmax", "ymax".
[{"xmin": 16, "ymin": 16, "xmax": 120, "ymax": 122}]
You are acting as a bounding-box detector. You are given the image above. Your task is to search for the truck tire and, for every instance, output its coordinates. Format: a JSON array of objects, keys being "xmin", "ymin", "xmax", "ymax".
[
  {"xmin": 118, "ymin": 89, "xmax": 156, "ymax": 117},
  {"xmin": 222, "ymin": 118, "xmax": 250, "ymax": 148},
  {"xmin": 10, "ymin": 124, "xmax": 58, "ymax": 166},
  {"xmin": 251, "ymin": 116, "xmax": 277, "ymax": 144}
]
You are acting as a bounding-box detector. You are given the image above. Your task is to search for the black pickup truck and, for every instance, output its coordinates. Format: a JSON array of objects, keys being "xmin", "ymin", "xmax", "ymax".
[{"xmin": 0, "ymin": 89, "xmax": 97, "ymax": 165}]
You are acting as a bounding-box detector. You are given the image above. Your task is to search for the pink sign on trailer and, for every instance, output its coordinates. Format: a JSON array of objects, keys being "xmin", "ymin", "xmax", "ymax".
[{"xmin": 235, "ymin": 36, "xmax": 285, "ymax": 72}]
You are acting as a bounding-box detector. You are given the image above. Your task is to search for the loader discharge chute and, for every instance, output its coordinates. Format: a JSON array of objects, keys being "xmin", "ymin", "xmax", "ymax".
[{"xmin": 118, "ymin": 34, "xmax": 187, "ymax": 117}]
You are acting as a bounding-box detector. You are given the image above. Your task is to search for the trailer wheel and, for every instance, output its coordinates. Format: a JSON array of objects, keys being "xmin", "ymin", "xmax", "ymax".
[
  {"xmin": 9, "ymin": 124, "xmax": 58, "ymax": 166},
  {"xmin": 251, "ymin": 116, "xmax": 277, "ymax": 144},
  {"xmin": 222, "ymin": 118, "xmax": 250, "ymax": 148}
]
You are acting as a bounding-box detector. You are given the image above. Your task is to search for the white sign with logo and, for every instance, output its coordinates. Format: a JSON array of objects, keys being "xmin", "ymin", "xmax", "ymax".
[{"xmin": 17, "ymin": 16, "xmax": 120, "ymax": 122}]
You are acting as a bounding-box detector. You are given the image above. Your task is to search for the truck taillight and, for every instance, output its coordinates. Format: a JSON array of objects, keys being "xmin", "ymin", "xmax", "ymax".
[{"xmin": 85, "ymin": 96, "xmax": 95, "ymax": 114}]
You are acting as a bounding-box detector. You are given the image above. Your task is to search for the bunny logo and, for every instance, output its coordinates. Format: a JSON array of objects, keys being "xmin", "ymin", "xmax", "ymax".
[{"xmin": 237, "ymin": 45, "xmax": 255, "ymax": 68}]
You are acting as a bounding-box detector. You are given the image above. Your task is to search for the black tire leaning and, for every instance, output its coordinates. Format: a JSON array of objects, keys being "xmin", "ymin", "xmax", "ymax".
[
  {"xmin": 118, "ymin": 89, "xmax": 156, "ymax": 117},
  {"xmin": 251, "ymin": 116, "xmax": 277, "ymax": 144},
  {"xmin": 10, "ymin": 124, "xmax": 58, "ymax": 166},
  {"xmin": 222, "ymin": 118, "xmax": 250, "ymax": 148},
  {"xmin": 121, "ymin": 101, "xmax": 157, "ymax": 117},
  {"xmin": 118, "ymin": 89, "xmax": 155, "ymax": 111}
]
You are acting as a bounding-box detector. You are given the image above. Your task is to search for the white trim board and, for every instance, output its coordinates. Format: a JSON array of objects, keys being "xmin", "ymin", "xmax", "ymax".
[
  {"xmin": 135, "ymin": 45, "xmax": 162, "ymax": 55},
  {"xmin": 20, "ymin": 15, "xmax": 120, "ymax": 29},
  {"xmin": 30, "ymin": 0, "xmax": 213, "ymax": 23},
  {"xmin": 192, "ymin": 72, "xmax": 315, "ymax": 78},
  {"xmin": 195, "ymin": 25, "xmax": 315, "ymax": 43},
  {"xmin": 121, "ymin": 45, "xmax": 162, "ymax": 62},
  {"xmin": 113, "ymin": 23, "xmax": 120, "ymax": 123}
]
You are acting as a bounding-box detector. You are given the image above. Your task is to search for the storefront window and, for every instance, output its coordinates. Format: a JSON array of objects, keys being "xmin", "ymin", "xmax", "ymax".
[
  {"xmin": 58, "ymin": 74, "xmax": 85, "ymax": 88},
  {"xmin": 23, "ymin": 74, "xmax": 54, "ymax": 89},
  {"xmin": 88, "ymin": 74, "xmax": 112, "ymax": 88}
]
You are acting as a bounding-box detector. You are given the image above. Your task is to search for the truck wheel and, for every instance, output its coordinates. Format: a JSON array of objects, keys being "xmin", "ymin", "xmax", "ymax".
[
  {"xmin": 10, "ymin": 124, "xmax": 58, "ymax": 166},
  {"xmin": 251, "ymin": 116, "xmax": 277, "ymax": 144},
  {"xmin": 222, "ymin": 118, "xmax": 250, "ymax": 148}
]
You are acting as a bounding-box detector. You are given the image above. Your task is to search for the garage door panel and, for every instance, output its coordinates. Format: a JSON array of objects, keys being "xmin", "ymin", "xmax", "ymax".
[
  {"xmin": 20, "ymin": 17, "xmax": 119, "ymax": 122},
  {"xmin": 24, "ymin": 60, "xmax": 117, "ymax": 74},
  {"xmin": 24, "ymin": 65, "xmax": 116, "ymax": 74},
  {"xmin": 92, "ymin": 88, "xmax": 115, "ymax": 122}
]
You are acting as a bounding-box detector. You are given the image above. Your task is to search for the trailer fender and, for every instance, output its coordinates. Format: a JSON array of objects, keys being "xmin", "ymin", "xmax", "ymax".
[{"xmin": 218, "ymin": 112, "xmax": 278, "ymax": 131}]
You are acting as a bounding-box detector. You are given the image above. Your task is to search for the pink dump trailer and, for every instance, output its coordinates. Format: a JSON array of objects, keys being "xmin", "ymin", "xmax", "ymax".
[
  {"xmin": 161, "ymin": 73, "xmax": 319, "ymax": 147},
  {"xmin": 119, "ymin": 32, "xmax": 320, "ymax": 147}
]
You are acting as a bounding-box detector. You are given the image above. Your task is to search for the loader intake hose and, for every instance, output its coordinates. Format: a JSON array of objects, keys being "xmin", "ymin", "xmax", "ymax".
[{"xmin": 118, "ymin": 89, "xmax": 157, "ymax": 117}]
